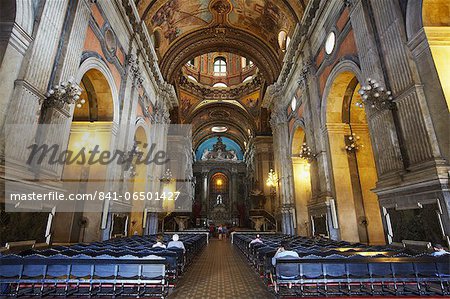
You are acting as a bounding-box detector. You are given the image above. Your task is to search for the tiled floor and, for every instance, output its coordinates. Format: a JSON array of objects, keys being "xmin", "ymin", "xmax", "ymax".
[{"xmin": 168, "ymin": 239, "xmax": 275, "ymax": 299}]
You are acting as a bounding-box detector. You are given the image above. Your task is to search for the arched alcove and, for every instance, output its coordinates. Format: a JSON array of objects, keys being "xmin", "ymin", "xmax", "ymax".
[
  {"xmin": 323, "ymin": 64, "xmax": 384, "ymax": 245},
  {"xmin": 291, "ymin": 125, "xmax": 312, "ymax": 236},
  {"xmin": 422, "ymin": 0, "xmax": 450, "ymax": 107},
  {"xmin": 62, "ymin": 66, "xmax": 116, "ymax": 243}
]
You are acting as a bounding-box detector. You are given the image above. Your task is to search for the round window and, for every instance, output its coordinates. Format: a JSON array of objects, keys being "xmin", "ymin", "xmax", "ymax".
[
  {"xmin": 325, "ymin": 31, "xmax": 336, "ymax": 55},
  {"xmin": 291, "ymin": 97, "xmax": 297, "ymax": 111},
  {"xmin": 104, "ymin": 28, "xmax": 117, "ymax": 54}
]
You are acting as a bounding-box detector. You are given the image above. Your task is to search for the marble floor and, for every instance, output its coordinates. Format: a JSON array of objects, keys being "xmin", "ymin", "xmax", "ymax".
[{"xmin": 168, "ymin": 238, "xmax": 274, "ymax": 299}]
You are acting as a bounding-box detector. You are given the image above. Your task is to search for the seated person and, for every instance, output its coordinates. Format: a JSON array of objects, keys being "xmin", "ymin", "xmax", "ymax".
[
  {"xmin": 249, "ymin": 234, "xmax": 263, "ymax": 247},
  {"xmin": 167, "ymin": 234, "xmax": 185, "ymax": 252},
  {"xmin": 152, "ymin": 235, "xmax": 166, "ymax": 249},
  {"xmin": 272, "ymin": 240, "xmax": 299, "ymax": 266},
  {"xmin": 432, "ymin": 244, "xmax": 450, "ymax": 256}
]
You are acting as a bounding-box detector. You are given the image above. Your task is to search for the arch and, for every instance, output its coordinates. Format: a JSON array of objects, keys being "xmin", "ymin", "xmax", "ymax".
[
  {"xmin": 290, "ymin": 122, "xmax": 306, "ymax": 157},
  {"xmin": 321, "ymin": 60, "xmax": 364, "ymax": 127},
  {"xmin": 64, "ymin": 57, "xmax": 119, "ymax": 242},
  {"xmin": 322, "ymin": 63, "xmax": 385, "ymax": 245},
  {"xmin": 407, "ymin": 0, "xmax": 450, "ymax": 39},
  {"xmin": 159, "ymin": 27, "xmax": 281, "ymax": 84},
  {"xmin": 76, "ymin": 56, "xmax": 119, "ymax": 126},
  {"xmin": 407, "ymin": 0, "xmax": 450, "ymax": 107},
  {"xmin": 0, "ymin": 0, "xmax": 34, "ymax": 64},
  {"xmin": 128, "ymin": 124, "xmax": 149, "ymax": 236},
  {"xmin": 75, "ymin": 69, "xmax": 114, "ymax": 121},
  {"xmin": 290, "ymin": 124, "xmax": 311, "ymax": 236}
]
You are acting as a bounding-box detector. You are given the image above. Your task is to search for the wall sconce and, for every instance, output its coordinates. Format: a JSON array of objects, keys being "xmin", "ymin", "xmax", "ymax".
[
  {"xmin": 123, "ymin": 141, "xmax": 143, "ymax": 178},
  {"xmin": 345, "ymin": 133, "xmax": 363, "ymax": 152},
  {"xmin": 160, "ymin": 168, "xmax": 173, "ymax": 184},
  {"xmin": 299, "ymin": 143, "xmax": 317, "ymax": 163},
  {"xmin": 356, "ymin": 78, "xmax": 394, "ymax": 110},
  {"xmin": 45, "ymin": 77, "xmax": 85, "ymax": 108}
]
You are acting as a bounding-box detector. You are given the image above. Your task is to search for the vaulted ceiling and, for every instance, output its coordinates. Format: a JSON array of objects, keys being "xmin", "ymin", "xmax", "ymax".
[{"xmin": 137, "ymin": 0, "xmax": 309, "ymax": 84}]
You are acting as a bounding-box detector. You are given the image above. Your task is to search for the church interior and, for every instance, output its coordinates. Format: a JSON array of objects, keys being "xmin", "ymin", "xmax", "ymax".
[{"xmin": 0, "ymin": 0, "xmax": 449, "ymax": 297}]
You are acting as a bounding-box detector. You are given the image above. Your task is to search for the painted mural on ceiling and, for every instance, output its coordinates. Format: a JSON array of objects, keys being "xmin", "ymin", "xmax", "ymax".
[
  {"xmin": 227, "ymin": 0, "xmax": 293, "ymax": 51},
  {"xmin": 139, "ymin": 0, "xmax": 305, "ymax": 58},
  {"xmin": 139, "ymin": 0, "xmax": 213, "ymax": 55}
]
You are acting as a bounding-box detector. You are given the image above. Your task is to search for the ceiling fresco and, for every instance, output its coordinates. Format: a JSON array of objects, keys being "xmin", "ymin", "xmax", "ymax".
[{"xmin": 138, "ymin": 0, "xmax": 308, "ymax": 59}]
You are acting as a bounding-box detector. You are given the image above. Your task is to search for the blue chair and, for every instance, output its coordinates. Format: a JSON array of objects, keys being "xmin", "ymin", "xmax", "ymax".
[
  {"xmin": 324, "ymin": 263, "xmax": 346, "ymax": 278},
  {"xmin": 301, "ymin": 262, "xmax": 324, "ymax": 279},
  {"xmin": 276, "ymin": 257, "xmax": 301, "ymax": 279}
]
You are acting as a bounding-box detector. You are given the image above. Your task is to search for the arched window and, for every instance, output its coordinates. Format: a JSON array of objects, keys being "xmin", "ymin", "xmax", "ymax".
[
  {"xmin": 291, "ymin": 96, "xmax": 297, "ymax": 111},
  {"xmin": 187, "ymin": 75, "xmax": 198, "ymax": 82},
  {"xmin": 187, "ymin": 59, "xmax": 195, "ymax": 67},
  {"xmin": 278, "ymin": 30, "xmax": 288, "ymax": 51},
  {"xmin": 243, "ymin": 76, "xmax": 253, "ymax": 83},
  {"xmin": 214, "ymin": 57, "xmax": 227, "ymax": 76},
  {"xmin": 213, "ymin": 82, "xmax": 227, "ymax": 88},
  {"xmin": 241, "ymin": 57, "xmax": 254, "ymax": 68}
]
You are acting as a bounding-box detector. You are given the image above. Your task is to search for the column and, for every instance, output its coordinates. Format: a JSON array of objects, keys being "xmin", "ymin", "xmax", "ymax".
[
  {"xmin": 270, "ymin": 103, "xmax": 296, "ymax": 235},
  {"xmin": 231, "ymin": 169, "xmax": 238, "ymax": 215},
  {"xmin": 346, "ymin": 0, "xmax": 405, "ymax": 178},
  {"xmin": 4, "ymin": 0, "xmax": 70, "ymax": 167},
  {"xmin": 202, "ymin": 172, "xmax": 209, "ymax": 214}
]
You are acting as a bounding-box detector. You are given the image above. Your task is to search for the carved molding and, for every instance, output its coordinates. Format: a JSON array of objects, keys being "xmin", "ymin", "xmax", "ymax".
[
  {"xmin": 159, "ymin": 25, "xmax": 281, "ymax": 85},
  {"xmin": 179, "ymin": 73, "xmax": 262, "ymax": 100},
  {"xmin": 127, "ymin": 54, "xmax": 144, "ymax": 88}
]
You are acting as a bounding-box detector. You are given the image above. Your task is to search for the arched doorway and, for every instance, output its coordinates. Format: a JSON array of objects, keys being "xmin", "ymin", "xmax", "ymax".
[
  {"xmin": 291, "ymin": 126, "xmax": 312, "ymax": 236},
  {"xmin": 58, "ymin": 68, "xmax": 115, "ymax": 243},
  {"xmin": 324, "ymin": 67, "xmax": 384, "ymax": 245},
  {"xmin": 128, "ymin": 126, "xmax": 148, "ymax": 236},
  {"xmin": 209, "ymin": 172, "xmax": 230, "ymax": 224}
]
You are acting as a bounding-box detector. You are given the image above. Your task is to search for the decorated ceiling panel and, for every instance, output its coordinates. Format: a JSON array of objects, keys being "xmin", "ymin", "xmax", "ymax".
[{"xmin": 138, "ymin": 0, "xmax": 308, "ymax": 59}]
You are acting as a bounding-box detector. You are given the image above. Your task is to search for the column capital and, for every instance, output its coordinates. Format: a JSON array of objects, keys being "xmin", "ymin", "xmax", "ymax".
[
  {"xmin": 298, "ymin": 58, "xmax": 314, "ymax": 88},
  {"xmin": 127, "ymin": 54, "xmax": 144, "ymax": 88},
  {"xmin": 150, "ymin": 97, "xmax": 171, "ymax": 124},
  {"xmin": 269, "ymin": 104, "xmax": 288, "ymax": 128}
]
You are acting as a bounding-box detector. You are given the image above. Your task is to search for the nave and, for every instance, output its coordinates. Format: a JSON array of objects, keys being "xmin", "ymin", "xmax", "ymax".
[
  {"xmin": 1, "ymin": 232, "xmax": 449, "ymax": 298},
  {"xmin": 168, "ymin": 239, "xmax": 273, "ymax": 299}
]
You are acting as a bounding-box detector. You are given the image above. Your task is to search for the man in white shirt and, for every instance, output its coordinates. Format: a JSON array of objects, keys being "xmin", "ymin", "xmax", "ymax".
[
  {"xmin": 432, "ymin": 244, "xmax": 450, "ymax": 256},
  {"xmin": 272, "ymin": 241, "xmax": 299, "ymax": 266},
  {"xmin": 167, "ymin": 234, "xmax": 185, "ymax": 252}
]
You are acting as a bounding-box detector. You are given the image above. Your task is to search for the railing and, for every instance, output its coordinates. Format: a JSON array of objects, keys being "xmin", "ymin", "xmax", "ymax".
[{"xmin": 249, "ymin": 209, "xmax": 277, "ymax": 228}]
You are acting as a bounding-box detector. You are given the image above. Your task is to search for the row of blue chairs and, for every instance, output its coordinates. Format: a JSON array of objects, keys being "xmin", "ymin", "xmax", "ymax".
[
  {"xmin": 233, "ymin": 233, "xmax": 450, "ymax": 297},
  {"xmin": 0, "ymin": 234, "xmax": 207, "ymax": 297}
]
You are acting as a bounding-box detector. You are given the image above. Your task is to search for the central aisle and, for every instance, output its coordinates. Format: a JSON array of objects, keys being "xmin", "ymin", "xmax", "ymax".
[{"xmin": 169, "ymin": 239, "xmax": 274, "ymax": 299}]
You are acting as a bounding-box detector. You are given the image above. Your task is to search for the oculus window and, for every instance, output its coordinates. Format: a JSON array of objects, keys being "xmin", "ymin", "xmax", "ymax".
[{"xmin": 325, "ymin": 32, "xmax": 336, "ymax": 55}]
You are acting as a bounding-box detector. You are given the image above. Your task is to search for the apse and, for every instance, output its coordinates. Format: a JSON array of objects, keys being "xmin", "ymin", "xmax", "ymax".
[{"xmin": 195, "ymin": 136, "xmax": 244, "ymax": 161}]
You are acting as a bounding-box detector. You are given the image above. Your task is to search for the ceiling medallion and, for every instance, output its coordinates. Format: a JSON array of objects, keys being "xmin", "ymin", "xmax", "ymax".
[
  {"xmin": 209, "ymin": 110, "xmax": 231, "ymax": 119},
  {"xmin": 211, "ymin": 0, "xmax": 232, "ymax": 14}
]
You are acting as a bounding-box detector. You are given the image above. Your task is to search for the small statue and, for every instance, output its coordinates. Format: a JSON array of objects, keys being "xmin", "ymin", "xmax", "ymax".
[{"xmin": 216, "ymin": 194, "xmax": 223, "ymax": 205}]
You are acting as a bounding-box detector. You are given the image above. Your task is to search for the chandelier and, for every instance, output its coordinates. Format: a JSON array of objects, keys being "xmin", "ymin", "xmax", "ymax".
[
  {"xmin": 160, "ymin": 168, "xmax": 173, "ymax": 184},
  {"xmin": 266, "ymin": 168, "xmax": 278, "ymax": 187},
  {"xmin": 299, "ymin": 142, "xmax": 314, "ymax": 162},
  {"xmin": 356, "ymin": 78, "xmax": 394, "ymax": 110},
  {"xmin": 345, "ymin": 133, "xmax": 363, "ymax": 152}
]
